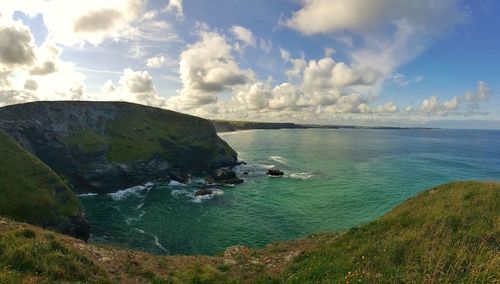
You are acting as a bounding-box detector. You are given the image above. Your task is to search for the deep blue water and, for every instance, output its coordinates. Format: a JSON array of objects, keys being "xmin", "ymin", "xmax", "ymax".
[{"xmin": 80, "ymin": 129, "xmax": 500, "ymax": 255}]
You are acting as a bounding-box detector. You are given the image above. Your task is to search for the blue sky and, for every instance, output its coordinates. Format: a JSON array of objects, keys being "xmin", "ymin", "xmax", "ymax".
[{"xmin": 0, "ymin": 0, "xmax": 499, "ymax": 128}]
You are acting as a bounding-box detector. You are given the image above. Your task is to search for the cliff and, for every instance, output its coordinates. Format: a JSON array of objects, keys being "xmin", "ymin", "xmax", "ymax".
[
  {"xmin": 0, "ymin": 101, "xmax": 238, "ymax": 193},
  {"xmin": 212, "ymin": 120, "xmax": 304, "ymax": 132},
  {"xmin": 0, "ymin": 130, "xmax": 89, "ymax": 240},
  {"xmin": 0, "ymin": 181, "xmax": 497, "ymax": 283}
]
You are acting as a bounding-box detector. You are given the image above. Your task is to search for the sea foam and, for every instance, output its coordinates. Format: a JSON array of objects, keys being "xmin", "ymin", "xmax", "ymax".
[{"xmin": 108, "ymin": 182, "xmax": 154, "ymax": 201}]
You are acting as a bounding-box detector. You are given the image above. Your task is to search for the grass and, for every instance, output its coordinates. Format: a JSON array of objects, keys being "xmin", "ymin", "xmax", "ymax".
[
  {"xmin": 0, "ymin": 130, "xmax": 83, "ymax": 232},
  {"xmin": 0, "ymin": 227, "xmax": 108, "ymax": 283},
  {"xmin": 62, "ymin": 103, "xmax": 236, "ymax": 168},
  {"xmin": 283, "ymin": 181, "xmax": 500, "ymax": 283}
]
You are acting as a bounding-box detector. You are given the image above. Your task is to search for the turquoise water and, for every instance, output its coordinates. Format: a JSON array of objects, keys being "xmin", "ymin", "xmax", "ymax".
[{"xmin": 80, "ymin": 129, "xmax": 500, "ymax": 255}]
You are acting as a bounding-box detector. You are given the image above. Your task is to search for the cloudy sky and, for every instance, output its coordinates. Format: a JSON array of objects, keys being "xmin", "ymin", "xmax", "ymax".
[{"xmin": 1, "ymin": 0, "xmax": 499, "ymax": 128}]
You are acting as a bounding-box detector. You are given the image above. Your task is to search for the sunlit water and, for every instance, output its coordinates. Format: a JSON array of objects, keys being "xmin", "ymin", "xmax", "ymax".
[{"xmin": 80, "ymin": 129, "xmax": 500, "ymax": 255}]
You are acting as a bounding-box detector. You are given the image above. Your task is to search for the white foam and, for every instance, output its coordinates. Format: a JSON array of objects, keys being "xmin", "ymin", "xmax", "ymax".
[
  {"xmin": 171, "ymin": 189, "xmax": 189, "ymax": 196},
  {"xmin": 168, "ymin": 180, "xmax": 187, "ymax": 187},
  {"xmin": 270, "ymin": 155, "xmax": 286, "ymax": 164},
  {"xmin": 192, "ymin": 188, "xmax": 224, "ymax": 203},
  {"xmin": 108, "ymin": 183, "xmax": 154, "ymax": 201},
  {"xmin": 133, "ymin": 228, "xmax": 145, "ymax": 234},
  {"xmin": 136, "ymin": 202, "xmax": 144, "ymax": 209},
  {"xmin": 78, "ymin": 193, "xmax": 97, "ymax": 197},
  {"xmin": 289, "ymin": 172, "xmax": 314, "ymax": 180},
  {"xmin": 153, "ymin": 235, "xmax": 168, "ymax": 253}
]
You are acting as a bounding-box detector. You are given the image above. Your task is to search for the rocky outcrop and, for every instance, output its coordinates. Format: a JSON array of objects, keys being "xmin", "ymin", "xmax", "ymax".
[
  {"xmin": 0, "ymin": 101, "xmax": 239, "ymax": 193},
  {"xmin": 207, "ymin": 167, "xmax": 244, "ymax": 185},
  {"xmin": 267, "ymin": 169, "xmax": 284, "ymax": 176},
  {"xmin": 0, "ymin": 130, "xmax": 89, "ymax": 240}
]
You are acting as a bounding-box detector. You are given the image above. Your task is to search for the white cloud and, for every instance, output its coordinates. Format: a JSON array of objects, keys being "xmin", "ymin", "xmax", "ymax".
[
  {"xmin": 259, "ymin": 38, "xmax": 272, "ymax": 53},
  {"xmin": 166, "ymin": 0, "xmax": 183, "ymax": 19},
  {"xmin": 279, "ymin": 48, "xmax": 291, "ymax": 62},
  {"xmin": 231, "ymin": 25, "xmax": 256, "ymax": 47},
  {"xmin": 119, "ymin": 68, "xmax": 154, "ymax": 94},
  {"xmin": 286, "ymin": 0, "xmax": 464, "ymax": 35},
  {"xmin": 419, "ymin": 96, "xmax": 460, "ymax": 116},
  {"xmin": 389, "ymin": 73, "xmax": 424, "ymax": 86},
  {"xmin": 146, "ymin": 55, "xmax": 167, "ymax": 68},
  {"xmin": 464, "ymin": 81, "xmax": 490, "ymax": 103},
  {"xmin": 167, "ymin": 30, "xmax": 254, "ymax": 110},
  {"xmin": 100, "ymin": 79, "xmax": 115, "ymax": 93}
]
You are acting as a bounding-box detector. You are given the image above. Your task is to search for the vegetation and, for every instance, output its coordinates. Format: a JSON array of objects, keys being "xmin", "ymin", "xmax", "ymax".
[
  {"xmin": 0, "ymin": 130, "xmax": 84, "ymax": 235},
  {"xmin": 61, "ymin": 103, "xmax": 236, "ymax": 168},
  {"xmin": 285, "ymin": 181, "xmax": 500, "ymax": 283},
  {"xmin": 0, "ymin": 181, "xmax": 498, "ymax": 283}
]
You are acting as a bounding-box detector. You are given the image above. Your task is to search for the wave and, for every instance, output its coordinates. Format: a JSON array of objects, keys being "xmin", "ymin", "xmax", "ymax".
[
  {"xmin": 108, "ymin": 182, "xmax": 154, "ymax": 201},
  {"xmin": 168, "ymin": 180, "xmax": 187, "ymax": 187},
  {"xmin": 133, "ymin": 228, "xmax": 145, "ymax": 234},
  {"xmin": 192, "ymin": 188, "xmax": 224, "ymax": 203},
  {"xmin": 153, "ymin": 235, "xmax": 168, "ymax": 253},
  {"xmin": 171, "ymin": 189, "xmax": 190, "ymax": 196},
  {"xmin": 78, "ymin": 193, "xmax": 97, "ymax": 197},
  {"xmin": 270, "ymin": 155, "xmax": 286, "ymax": 164},
  {"xmin": 289, "ymin": 172, "xmax": 314, "ymax": 180}
]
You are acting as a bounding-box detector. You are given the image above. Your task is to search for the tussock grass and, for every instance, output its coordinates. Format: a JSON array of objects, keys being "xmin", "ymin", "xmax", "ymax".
[{"xmin": 284, "ymin": 181, "xmax": 500, "ymax": 283}]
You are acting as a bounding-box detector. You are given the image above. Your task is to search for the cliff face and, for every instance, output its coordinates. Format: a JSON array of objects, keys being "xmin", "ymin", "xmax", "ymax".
[
  {"xmin": 0, "ymin": 101, "xmax": 238, "ymax": 193},
  {"xmin": 212, "ymin": 120, "xmax": 304, "ymax": 133},
  {"xmin": 0, "ymin": 130, "xmax": 89, "ymax": 240}
]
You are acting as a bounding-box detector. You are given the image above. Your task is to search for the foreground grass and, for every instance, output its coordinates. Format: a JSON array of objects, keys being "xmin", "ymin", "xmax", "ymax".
[
  {"xmin": 0, "ymin": 181, "xmax": 498, "ymax": 283},
  {"xmin": 285, "ymin": 181, "xmax": 500, "ymax": 283}
]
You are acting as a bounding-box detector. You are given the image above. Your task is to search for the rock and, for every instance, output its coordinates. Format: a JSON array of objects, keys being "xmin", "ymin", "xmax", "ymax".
[
  {"xmin": 267, "ymin": 169, "xmax": 284, "ymax": 176},
  {"xmin": 213, "ymin": 167, "xmax": 237, "ymax": 180},
  {"xmin": 211, "ymin": 167, "xmax": 244, "ymax": 185},
  {"xmin": 195, "ymin": 189, "xmax": 213, "ymax": 197},
  {"xmin": 242, "ymin": 171, "xmax": 249, "ymax": 175}
]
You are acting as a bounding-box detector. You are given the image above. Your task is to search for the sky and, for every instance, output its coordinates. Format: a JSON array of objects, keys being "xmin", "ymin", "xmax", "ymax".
[{"xmin": 0, "ymin": 0, "xmax": 499, "ymax": 128}]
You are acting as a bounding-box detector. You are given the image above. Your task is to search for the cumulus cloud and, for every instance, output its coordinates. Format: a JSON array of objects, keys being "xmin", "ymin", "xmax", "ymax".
[
  {"xmin": 0, "ymin": 21, "xmax": 35, "ymax": 67},
  {"xmin": 119, "ymin": 68, "xmax": 154, "ymax": 94},
  {"xmin": 146, "ymin": 55, "xmax": 167, "ymax": 68},
  {"xmin": 302, "ymin": 57, "xmax": 381, "ymax": 92},
  {"xmin": 419, "ymin": 96, "xmax": 460, "ymax": 116},
  {"xmin": 464, "ymin": 81, "xmax": 490, "ymax": 103},
  {"xmin": 231, "ymin": 25, "xmax": 256, "ymax": 47},
  {"xmin": 167, "ymin": 31, "xmax": 254, "ymax": 110}
]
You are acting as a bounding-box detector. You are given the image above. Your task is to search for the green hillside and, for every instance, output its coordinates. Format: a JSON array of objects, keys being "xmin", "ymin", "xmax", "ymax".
[{"xmin": 0, "ymin": 130, "xmax": 88, "ymax": 240}]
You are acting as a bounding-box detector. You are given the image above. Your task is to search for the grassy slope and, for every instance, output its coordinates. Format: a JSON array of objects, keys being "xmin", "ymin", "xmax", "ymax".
[
  {"xmin": 62, "ymin": 103, "xmax": 236, "ymax": 168},
  {"xmin": 0, "ymin": 130, "xmax": 83, "ymax": 232},
  {"xmin": 0, "ymin": 181, "xmax": 498, "ymax": 283}
]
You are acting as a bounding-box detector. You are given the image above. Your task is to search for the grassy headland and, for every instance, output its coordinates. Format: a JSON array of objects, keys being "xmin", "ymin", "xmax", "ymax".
[
  {"xmin": 0, "ymin": 181, "xmax": 498, "ymax": 283},
  {"xmin": 0, "ymin": 130, "xmax": 88, "ymax": 240}
]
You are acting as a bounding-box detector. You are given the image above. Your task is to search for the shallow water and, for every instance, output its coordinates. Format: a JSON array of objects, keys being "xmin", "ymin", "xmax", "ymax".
[{"xmin": 80, "ymin": 129, "xmax": 500, "ymax": 255}]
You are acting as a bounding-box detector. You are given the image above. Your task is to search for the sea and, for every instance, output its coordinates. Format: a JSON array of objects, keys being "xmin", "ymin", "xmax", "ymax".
[{"xmin": 80, "ymin": 128, "xmax": 500, "ymax": 255}]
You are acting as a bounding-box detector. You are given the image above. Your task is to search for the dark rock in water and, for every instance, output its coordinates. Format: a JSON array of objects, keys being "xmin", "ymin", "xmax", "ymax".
[
  {"xmin": 267, "ymin": 169, "xmax": 284, "ymax": 176},
  {"xmin": 236, "ymin": 160, "xmax": 247, "ymax": 165},
  {"xmin": 205, "ymin": 168, "xmax": 243, "ymax": 185},
  {"xmin": 210, "ymin": 167, "xmax": 244, "ymax": 184},
  {"xmin": 0, "ymin": 101, "xmax": 239, "ymax": 194},
  {"xmin": 195, "ymin": 189, "xmax": 213, "ymax": 197},
  {"xmin": 242, "ymin": 171, "xmax": 249, "ymax": 175},
  {"xmin": 213, "ymin": 167, "xmax": 237, "ymax": 180}
]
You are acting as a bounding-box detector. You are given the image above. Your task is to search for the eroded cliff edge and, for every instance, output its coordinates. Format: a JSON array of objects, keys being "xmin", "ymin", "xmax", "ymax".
[{"xmin": 0, "ymin": 101, "xmax": 238, "ymax": 194}]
